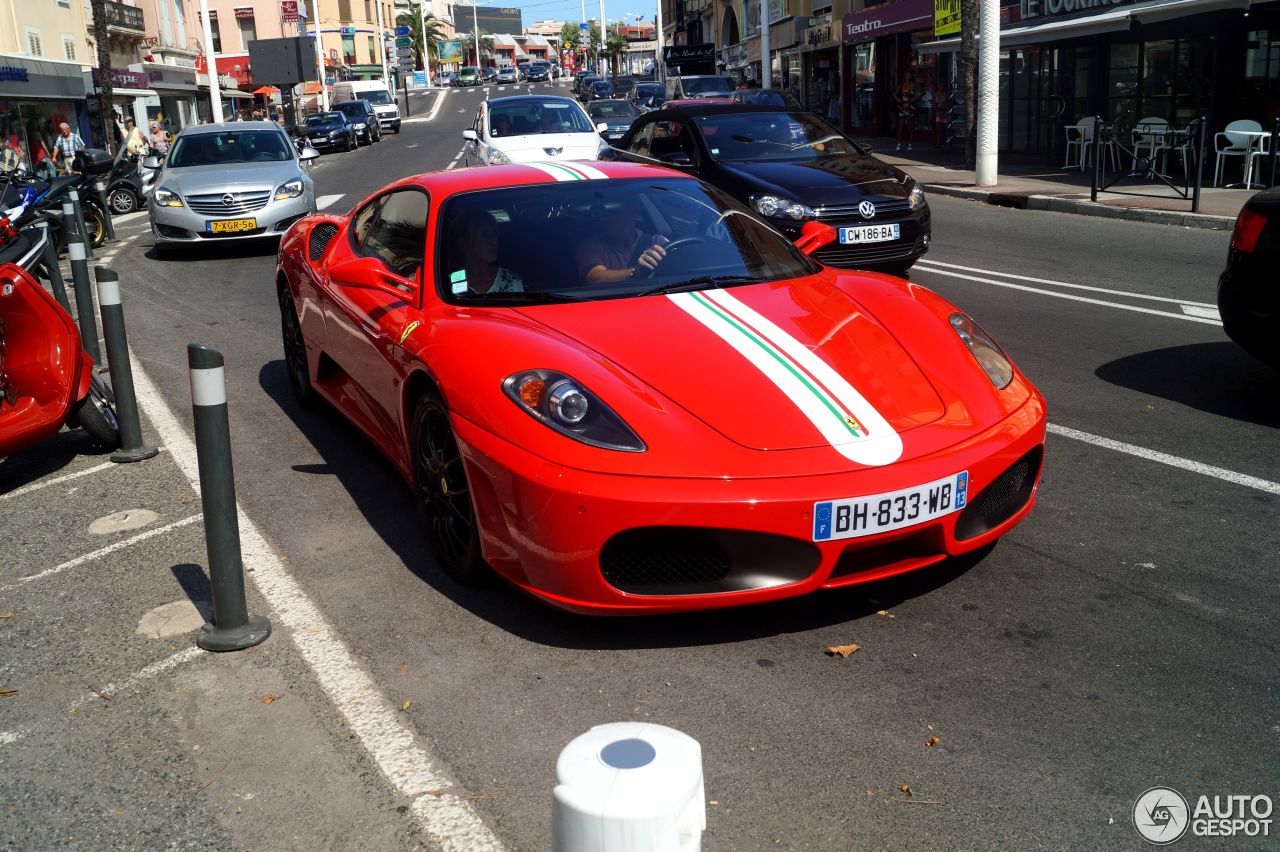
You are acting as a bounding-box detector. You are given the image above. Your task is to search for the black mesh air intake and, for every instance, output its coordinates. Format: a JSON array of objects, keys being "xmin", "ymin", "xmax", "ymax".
[
  {"xmin": 308, "ymin": 222, "xmax": 340, "ymax": 261},
  {"xmin": 954, "ymin": 446, "xmax": 1043, "ymax": 541}
]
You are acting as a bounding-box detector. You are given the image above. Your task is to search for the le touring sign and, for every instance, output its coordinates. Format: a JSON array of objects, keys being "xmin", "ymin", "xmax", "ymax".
[{"xmin": 1021, "ymin": 0, "xmax": 1133, "ymax": 18}]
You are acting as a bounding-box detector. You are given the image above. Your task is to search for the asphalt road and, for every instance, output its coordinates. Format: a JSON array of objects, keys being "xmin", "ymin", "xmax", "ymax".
[{"xmin": 4, "ymin": 83, "xmax": 1277, "ymax": 849}]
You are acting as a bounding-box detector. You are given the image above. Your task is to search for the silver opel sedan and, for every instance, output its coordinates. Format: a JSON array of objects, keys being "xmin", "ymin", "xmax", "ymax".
[{"xmin": 148, "ymin": 122, "xmax": 318, "ymax": 255}]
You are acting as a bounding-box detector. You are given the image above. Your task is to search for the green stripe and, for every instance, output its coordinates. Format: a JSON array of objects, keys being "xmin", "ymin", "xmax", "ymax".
[
  {"xmin": 541, "ymin": 162, "xmax": 583, "ymax": 180},
  {"xmin": 689, "ymin": 292, "xmax": 864, "ymax": 438}
]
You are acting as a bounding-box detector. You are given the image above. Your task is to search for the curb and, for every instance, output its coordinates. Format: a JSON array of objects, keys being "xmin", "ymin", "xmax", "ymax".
[{"xmin": 922, "ymin": 183, "xmax": 1234, "ymax": 231}]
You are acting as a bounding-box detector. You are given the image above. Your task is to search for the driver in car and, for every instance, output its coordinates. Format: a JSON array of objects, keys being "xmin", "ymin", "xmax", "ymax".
[{"xmin": 577, "ymin": 199, "xmax": 669, "ymax": 284}]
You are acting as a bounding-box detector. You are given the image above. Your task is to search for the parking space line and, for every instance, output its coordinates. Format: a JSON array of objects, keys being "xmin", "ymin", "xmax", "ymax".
[
  {"xmin": 68, "ymin": 646, "xmax": 205, "ymax": 712},
  {"xmin": 1, "ymin": 515, "xmax": 201, "ymax": 592},
  {"xmin": 0, "ymin": 732, "xmax": 21, "ymax": 746},
  {"xmin": 913, "ymin": 264, "xmax": 1222, "ymax": 326},
  {"xmin": 916, "ymin": 258, "xmax": 1218, "ymax": 307},
  {"xmin": 1, "ymin": 462, "xmax": 115, "ymax": 500},
  {"xmin": 127, "ymin": 352, "xmax": 505, "ymax": 850},
  {"xmin": 1048, "ymin": 422, "xmax": 1280, "ymax": 496}
]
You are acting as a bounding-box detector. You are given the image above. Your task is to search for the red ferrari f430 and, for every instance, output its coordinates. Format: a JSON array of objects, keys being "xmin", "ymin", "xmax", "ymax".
[{"xmin": 275, "ymin": 161, "xmax": 1046, "ymax": 614}]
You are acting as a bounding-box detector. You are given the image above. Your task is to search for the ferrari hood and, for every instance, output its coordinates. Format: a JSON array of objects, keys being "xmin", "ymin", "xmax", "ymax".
[{"xmin": 517, "ymin": 281, "xmax": 946, "ymax": 464}]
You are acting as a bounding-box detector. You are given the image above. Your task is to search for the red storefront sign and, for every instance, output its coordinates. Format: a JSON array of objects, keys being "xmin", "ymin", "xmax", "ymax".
[
  {"xmin": 281, "ymin": 0, "xmax": 299, "ymax": 22},
  {"xmin": 234, "ymin": 7, "xmax": 255, "ymax": 18},
  {"xmin": 842, "ymin": 0, "xmax": 934, "ymax": 42}
]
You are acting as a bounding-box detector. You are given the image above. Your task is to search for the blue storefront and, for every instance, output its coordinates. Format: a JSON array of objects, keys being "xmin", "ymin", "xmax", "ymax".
[{"xmin": 0, "ymin": 54, "xmax": 92, "ymax": 171}]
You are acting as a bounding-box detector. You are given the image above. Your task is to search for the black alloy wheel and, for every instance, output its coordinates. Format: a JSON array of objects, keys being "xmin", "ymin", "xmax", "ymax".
[
  {"xmin": 411, "ymin": 392, "xmax": 486, "ymax": 584},
  {"xmin": 279, "ymin": 289, "xmax": 318, "ymax": 408}
]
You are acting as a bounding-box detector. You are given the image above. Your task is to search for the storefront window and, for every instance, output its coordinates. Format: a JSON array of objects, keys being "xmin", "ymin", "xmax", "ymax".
[
  {"xmin": 850, "ymin": 42, "xmax": 874, "ymax": 129},
  {"xmin": 1243, "ymin": 28, "xmax": 1280, "ymax": 120},
  {"xmin": 237, "ymin": 14, "xmax": 256, "ymax": 52},
  {"xmin": 0, "ymin": 100, "xmax": 79, "ymax": 177},
  {"xmin": 210, "ymin": 20, "xmax": 222, "ymax": 53},
  {"xmin": 1142, "ymin": 39, "xmax": 1174, "ymax": 121},
  {"xmin": 342, "ymin": 34, "xmax": 356, "ymax": 65}
]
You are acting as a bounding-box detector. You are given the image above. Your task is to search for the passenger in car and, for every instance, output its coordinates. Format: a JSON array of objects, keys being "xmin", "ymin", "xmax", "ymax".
[{"xmin": 448, "ymin": 209, "xmax": 524, "ymax": 294}]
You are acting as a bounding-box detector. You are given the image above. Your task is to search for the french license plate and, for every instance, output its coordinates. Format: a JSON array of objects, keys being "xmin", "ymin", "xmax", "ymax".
[
  {"xmin": 839, "ymin": 224, "xmax": 899, "ymax": 244},
  {"xmin": 812, "ymin": 471, "xmax": 969, "ymax": 542},
  {"xmin": 207, "ymin": 218, "xmax": 257, "ymax": 234}
]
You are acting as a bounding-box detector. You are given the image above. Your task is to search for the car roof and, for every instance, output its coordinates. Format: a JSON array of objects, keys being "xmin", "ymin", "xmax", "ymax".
[
  {"xmin": 175, "ymin": 121, "xmax": 287, "ymax": 135},
  {"xmin": 486, "ymin": 94, "xmax": 581, "ymax": 107},
  {"xmin": 377, "ymin": 160, "xmax": 693, "ymax": 199},
  {"xmin": 651, "ymin": 102, "xmax": 807, "ymax": 118}
]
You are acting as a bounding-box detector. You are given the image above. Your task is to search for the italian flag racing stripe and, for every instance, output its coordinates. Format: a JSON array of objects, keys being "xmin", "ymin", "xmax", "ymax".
[
  {"xmin": 668, "ymin": 289, "xmax": 904, "ymax": 466},
  {"xmin": 523, "ymin": 161, "xmax": 607, "ymax": 181}
]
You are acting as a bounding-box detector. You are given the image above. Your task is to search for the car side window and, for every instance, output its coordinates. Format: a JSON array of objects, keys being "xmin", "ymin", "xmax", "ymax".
[
  {"xmin": 361, "ymin": 189, "xmax": 430, "ymax": 279},
  {"xmin": 629, "ymin": 121, "xmax": 655, "ymax": 157},
  {"xmin": 350, "ymin": 197, "xmax": 383, "ymax": 253}
]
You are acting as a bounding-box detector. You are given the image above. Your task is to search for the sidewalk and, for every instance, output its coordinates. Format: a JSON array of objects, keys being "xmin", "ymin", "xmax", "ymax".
[{"xmin": 855, "ymin": 136, "xmax": 1265, "ymax": 230}]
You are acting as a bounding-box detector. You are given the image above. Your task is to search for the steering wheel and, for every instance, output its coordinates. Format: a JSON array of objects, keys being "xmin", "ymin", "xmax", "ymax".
[{"xmin": 635, "ymin": 236, "xmax": 712, "ymax": 278}]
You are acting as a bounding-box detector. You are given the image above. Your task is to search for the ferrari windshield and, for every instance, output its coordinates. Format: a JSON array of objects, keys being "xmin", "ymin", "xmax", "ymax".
[
  {"xmin": 167, "ymin": 130, "xmax": 292, "ymax": 167},
  {"xmin": 693, "ymin": 112, "xmax": 863, "ymax": 163},
  {"xmin": 438, "ymin": 177, "xmax": 819, "ymax": 305}
]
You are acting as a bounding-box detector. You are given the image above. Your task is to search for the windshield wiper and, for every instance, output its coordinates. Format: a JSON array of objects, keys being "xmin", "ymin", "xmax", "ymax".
[
  {"xmin": 636, "ymin": 275, "xmax": 758, "ymax": 297},
  {"xmin": 461, "ymin": 290, "xmax": 584, "ymax": 305}
]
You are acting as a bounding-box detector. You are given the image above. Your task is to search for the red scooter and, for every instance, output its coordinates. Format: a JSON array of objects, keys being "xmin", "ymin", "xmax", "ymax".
[{"xmin": 0, "ymin": 261, "xmax": 118, "ymax": 458}]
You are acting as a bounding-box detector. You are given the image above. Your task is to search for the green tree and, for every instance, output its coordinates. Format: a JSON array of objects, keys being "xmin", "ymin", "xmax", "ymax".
[
  {"xmin": 396, "ymin": 11, "xmax": 444, "ymax": 70},
  {"xmin": 560, "ymin": 21, "xmax": 579, "ymax": 53},
  {"xmin": 605, "ymin": 31, "xmax": 627, "ymax": 83},
  {"xmin": 462, "ymin": 30, "xmax": 494, "ymax": 66},
  {"xmin": 587, "ymin": 23, "xmax": 602, "ymax": 67},
  {"xmin": 90, "ymin": 0, "xmax": 114, "ymax": 151}
]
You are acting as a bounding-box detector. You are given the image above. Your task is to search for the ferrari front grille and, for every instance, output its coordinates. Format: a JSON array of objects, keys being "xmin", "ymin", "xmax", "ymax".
[
  {"xmin": 308, "ymin": 222, "xmax": 340, "ymax": 261},
  {"xmin": 600, "ymin": 527, "xmax": 819, "ymax": 596},
  {"xmin": 954, "ymin": 446, "xmax": 1043, "ymax": 541}
]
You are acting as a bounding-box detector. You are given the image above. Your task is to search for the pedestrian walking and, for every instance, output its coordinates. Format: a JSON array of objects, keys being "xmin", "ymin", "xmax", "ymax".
[
  {"xmin": 895, "ymin": 76, "xmax": 920, "ymax": 151},
  {"xmin": 149, "ymin": 122, "xmax": 169, "ymax": 154},
  {"xmin": 122, "ymin": 116, "xmax": 148, "ymax": 157},
  {"xmin": 53, "ymin": 121, "xmax": 85, "ymax": 174}
]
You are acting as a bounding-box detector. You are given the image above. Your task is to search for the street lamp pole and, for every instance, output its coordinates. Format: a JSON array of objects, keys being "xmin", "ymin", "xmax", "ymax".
[
  {"xmin": 655, "ymin": 0, "xmax": 664, "ymax": 83},
  {"xmin": 420, "ymin": 0, "xmax": 434, "ymax": 86},
  {"xmin": 374, "ymin": 0, "xmax": 391, "ymax": 92},
  {"xmin": 198, "ymin": 0, "xmax": 223, "ymax": 122},
  {"xmin": 472, "ymin": 2, "xmax": 481, "ymax": 67},
  {"xmin": 760, "ymin": 0, "xmax": 771, "ymax": 89},
  {"xmin": 598, "ymin": 0, "xmax": 606, "ymax": 71}
]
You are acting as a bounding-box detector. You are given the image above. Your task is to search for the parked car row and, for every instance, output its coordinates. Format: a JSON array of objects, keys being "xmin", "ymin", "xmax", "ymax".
[{"xmin": 296, "ymin": 99, "xmax": 386, "ymax": 152}]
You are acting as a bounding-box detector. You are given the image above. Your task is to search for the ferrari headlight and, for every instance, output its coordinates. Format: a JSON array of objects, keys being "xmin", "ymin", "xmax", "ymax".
[
  {"xmin": 153, "ymin": 187, "xmax": 183, "ymax": 207},
  {"xmin": 949, "ymin": 313, "xmax": 1014, "ymax": 389},
  {"xmin": 752, "ymin": 194, "xmax": 812, "ymax": 220},
  {"xmin": 274, "ymin": 179, "xmax": 304, "ymax": 200},
  {"xmin": 908, "ymin": 182, "xmax": 926, "ymax": 210},
  {"xmin": 503, "ymin": 369, "xmax": 645, "ymax": 452},
  {"xmin": 488, "ymin": 148, "xmax": 511, "ymax": 165}
]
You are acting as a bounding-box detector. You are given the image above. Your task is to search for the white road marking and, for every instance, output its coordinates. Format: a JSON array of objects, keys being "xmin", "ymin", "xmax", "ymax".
[
  {"xmin": 127, "ymin": 352, "xmax": 504, "ymax": 850},
  {"xmin": 2, "ymin": 515, "xmax": 202, "ymax": 592},
  {"xmin": 405, "ymin": 143, "xmax": 419, "ymax": 149},
  {"xmin": 0, "ymin": 732, "xmax": 21, "ymax": 746},
  {"xmin": 1180, "ymin": 304, "xmax": 1222, "ymax": 320},
  {"xmin": 913, "ymin": 264, "xmax": 1222, "ymax": 326},
  {"xmin": 915, "ymin": 259, "xmax": 1218, "ymax": 307},
  {"xmin": 1048, "ymin": 423, "xmax": 1280, "ymax": 496},
  {"xmin": 112, "ymin": 211, "xmax": 148, "ymax": 224},
  {"xmin": 316, "ymin": 194, "xmax": 345, "ymax": 210},
  {"xmin": 68, "ymin": 646, "xmax": 206, "ymax": 712},
  {"xmin": 1, "ymin": 462, "xmax": 116, "ymax": 500}
]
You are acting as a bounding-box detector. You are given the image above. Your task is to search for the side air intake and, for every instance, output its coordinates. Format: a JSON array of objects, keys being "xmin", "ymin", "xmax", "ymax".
[{"xmin": 308, "ymin": 222, "xmax": 340, "ymax": 261}]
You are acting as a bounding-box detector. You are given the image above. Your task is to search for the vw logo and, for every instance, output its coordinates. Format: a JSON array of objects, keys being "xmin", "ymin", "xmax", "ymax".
[
  {"xmin": 543, "ymin": 146, "xmax": 563, "ymax": 156},
  {"xmin": 858, "ymin": 200, "xmax": 876, "ymax": 219},
  {"xmin": 221, "ymin": 193, "xmax": 235, "ymax": 206}
]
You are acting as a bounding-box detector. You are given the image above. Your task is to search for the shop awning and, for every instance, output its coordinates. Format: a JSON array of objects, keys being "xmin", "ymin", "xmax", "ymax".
[
  {"xmin": 915, "ymin": 0, "xmax": 1251, "ymax": 53},
  {"xmin": 252, "ymin": 85, "xmax": 280, "ymax": 95}
]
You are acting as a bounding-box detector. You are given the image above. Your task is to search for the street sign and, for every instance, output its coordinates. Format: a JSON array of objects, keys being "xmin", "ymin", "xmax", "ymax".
[
  {"xmin": 579, "ymin": 22, "xmax": 589, "ymax": 30},
  {"xmin": 397, "ymin": 48, "xmax": 415, "ymax": 58},
  {"xmin": 340, "ymin": 26, "xmax": 355, "ymax": 35},
  {"xmin": 395, "ymin": 25, "xmax": 411, "ymax": 36},
  {"xmin": 395, "ymin": 36, "xmax": 412, "ymax": 47}
]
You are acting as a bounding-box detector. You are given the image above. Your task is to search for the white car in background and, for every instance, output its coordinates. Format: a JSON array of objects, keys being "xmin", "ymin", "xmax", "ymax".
[{"xmin": 462, "ymin": 95, "xmax": 608, "ymax": 167}]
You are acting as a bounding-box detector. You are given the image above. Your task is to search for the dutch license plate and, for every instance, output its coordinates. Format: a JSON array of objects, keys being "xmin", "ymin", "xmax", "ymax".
[
  {"xmin": 207, "ymin": 218, "xmax": 257, "ymax": 234},
  {"xmin": 812, "ymin": 471, "xmax": 969, "ymax": 542},
  {"xmin": 839, "ymin": 224, "xmax": 899, "ymax": 244}
]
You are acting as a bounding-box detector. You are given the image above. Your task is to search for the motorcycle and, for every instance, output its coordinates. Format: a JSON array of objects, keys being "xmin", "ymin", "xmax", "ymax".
[
  {"xmin": 105, "ymin": 146, "xmax": 151, "ymax": 215},
  {"xmin": 0, "ymin": 150, "xmax": 120, "ymax": 458}
]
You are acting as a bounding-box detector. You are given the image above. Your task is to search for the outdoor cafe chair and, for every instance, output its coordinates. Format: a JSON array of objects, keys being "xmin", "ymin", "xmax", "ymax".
[
  {"xmin": 1213, "ymin": 119, "xmax": 1266, "ymax": 187},
  {"xmin": 1131, "ymin": 117, "xmax": 1170, "ymax": 174},
  {"xmin": 1063, "ymin": 118, "xmax": 1120, "ymax": 172}
]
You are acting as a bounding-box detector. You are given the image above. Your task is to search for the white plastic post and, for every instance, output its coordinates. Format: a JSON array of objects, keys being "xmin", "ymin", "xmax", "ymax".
[
  {"xmin": 553, "ymin": 722, "xmax": 705, "ymax": 852},
  {"xmin": 975, "ymin": 0, "xmax": 1000, "ymax": 186}
]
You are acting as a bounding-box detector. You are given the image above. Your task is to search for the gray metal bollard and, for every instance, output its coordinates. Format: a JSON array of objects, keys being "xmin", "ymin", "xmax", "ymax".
[
  {"xmin": 93, "ymin": 178, "xmax": 117, "ymax": 241},
  {"xmin": 62, "ymin": 198, "xmax": 102, "ymax": 364},
  {"xmin": 69, "ymin": 188, "xmax": 93, "ymax": 260},
  {"xmin": 188, "ymin": 344, "xmax": 271, "ymax": 652},
  {"xmin": 95, "ymin": 267, "xmax": 157, "ymax": 464}
]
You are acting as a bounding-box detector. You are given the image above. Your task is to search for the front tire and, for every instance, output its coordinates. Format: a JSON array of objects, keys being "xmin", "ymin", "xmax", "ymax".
[
  {"xmin": 279, "ymin": 289, "xmax": 319, "ymax": 409},
  {"xmin": 108, "ymin": 187, "xmax": 137, "ymax": 214},
  {"xmin": 410, "ymin": 392, "xmax": 486, "ymax": 584}
]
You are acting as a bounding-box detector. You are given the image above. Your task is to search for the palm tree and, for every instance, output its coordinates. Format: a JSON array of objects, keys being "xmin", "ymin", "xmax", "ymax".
[
  {"xmin": 462, "ymin": 30, "xmax": 495, "ymax": 66},
  {"xmin": 605, "ymin": 32, "xmax": 627, "ymax": 83},
  {"xmin": 396, "ymin": 10, "xmax": 444, "ymax": 70}
]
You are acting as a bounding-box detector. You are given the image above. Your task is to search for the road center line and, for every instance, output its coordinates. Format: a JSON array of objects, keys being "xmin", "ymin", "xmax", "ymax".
[
  {"xmin": 126, "ymin": 351, "xmax": 504, "ymax": 850},
  {"xmin": 1, "ymin": 462, "xmax": 115, "ymax": 500},
  {"xmin": 916, "ymin": 258, "xmax": 1218, "ymax": 308},
  {"xmin": 2, "ymin": 515, "xmax": 202, "ymax": 591},
  {"xmin": 1048, "ymin": 422, "xmax": 1280, "ymax": 496},
  {"xmin": 913, "ymin": 265, "xmax": 1222, "ymax": 326}
]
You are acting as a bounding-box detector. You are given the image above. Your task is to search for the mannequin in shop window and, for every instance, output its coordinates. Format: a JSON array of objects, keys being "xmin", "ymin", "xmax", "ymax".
[{"xmin": 895, "ymin": 75, "xmax": 920, "ymax": 151}]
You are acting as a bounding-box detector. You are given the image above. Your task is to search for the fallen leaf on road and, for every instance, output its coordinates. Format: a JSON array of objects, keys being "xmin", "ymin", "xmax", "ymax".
[
  {"xmin": 825, "ymin": 643, "xmax": 861, "ymax": 658},
  {"xmin": 402, "ymin": 700, "xmax": 413, "ymax": 711},
  {"xmin": 709, "ymin": 800, "xmax": 719, "ymax": 806},
  {"xmin": 927, "ymin": 725, "xmax": 934, "ymax": 731},
  {"xmin": 260, "ymin": 694, "xmax": 282, "ymax": 705},
  {"xmin": 89, "ymin": 684, "xmax": 113, "ymax": 703},
  {"xmin": 186, "ymin": 719, "xmax": 196, "ymax": 730},
  {"xmin": 875, "ymin": 610, "xmax": 896, "ymax": 618},
  {"xmin": 307, "ymin": 626, "xmax": 324, "ymax": 633},
  {"xmin": 398, "ymin": 666, "xmax": 409, "ymax": 676},
  {"xmin": 113, "ymin": 809, "xmax": 123, "ymax": 817},
  {"xmin": 899, "ymin": 785, "xmax": 913, "ymax": 796},
  {"xmin": 279, "ymin": 555, "xmax": 288, "ymax": 562},
  {"xmin": 426, "ymin": 790, "xmax": 445, "ymax": 798},
  {"xmin": 926, "ymin": 736, "xmax": 940, "ymax": 748},
  {"xmin": 0, "ymin": 611, "xmax": 14, "ymax": 618},
  {"xmin": 0, "ymin": 688, "xmax": 16, "ymax": 697}
]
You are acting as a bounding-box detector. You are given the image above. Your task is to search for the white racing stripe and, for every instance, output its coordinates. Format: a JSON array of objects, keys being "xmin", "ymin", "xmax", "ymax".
[
  {"xmin": 913, "ymin": 263, "xmax": 1223, "ymax": 326},
  {"xmin": 669, "ymin": 289, "xmax": 902, "ymax": 466},
  {"xmin": 125, "ymin": 352, "xmax": 505, "ymax": 850},
  {"xmin": 1048, "ymin": 423, "xmax": 1280, "ymax": 496}
]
